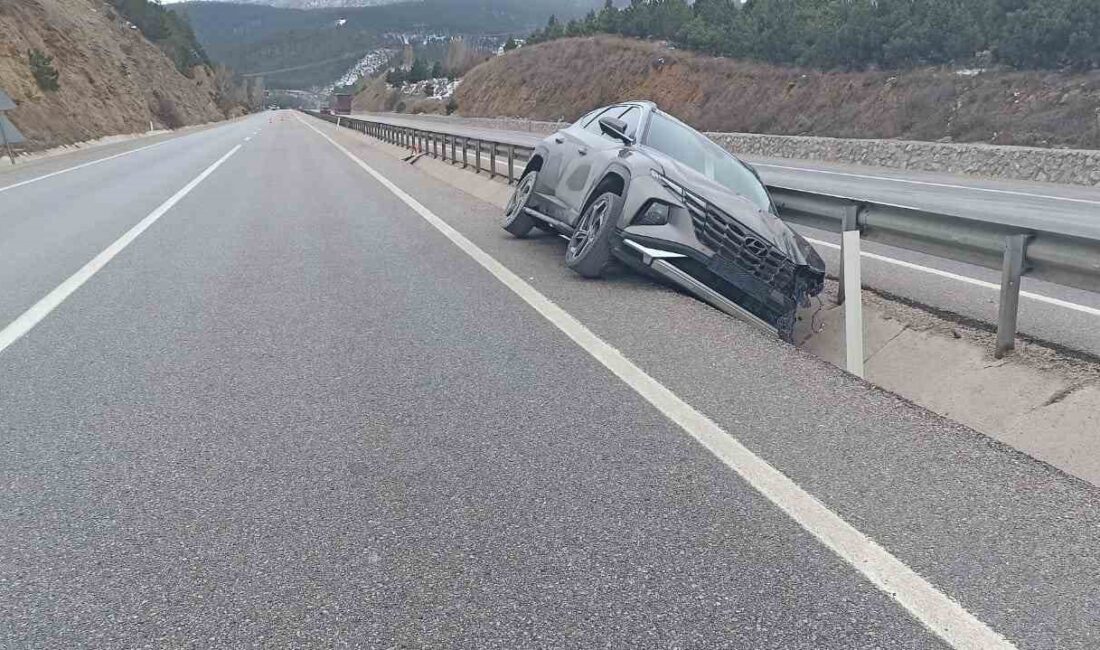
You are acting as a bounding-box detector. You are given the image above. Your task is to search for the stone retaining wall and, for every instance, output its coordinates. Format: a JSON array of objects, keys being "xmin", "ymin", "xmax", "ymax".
[
  {"xmin": 397, "ymin": 113, "xmax": 1100, "ymax": 187},
  {"xmin": 705, "ymin": 133, "xmax": 1100, "ymax": 187}
]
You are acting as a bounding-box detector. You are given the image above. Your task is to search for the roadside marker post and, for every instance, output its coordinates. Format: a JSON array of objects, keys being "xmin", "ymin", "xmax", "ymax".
[{"xmin": 840, "ymin": 204, "xmax": 865, "ymax": 378}]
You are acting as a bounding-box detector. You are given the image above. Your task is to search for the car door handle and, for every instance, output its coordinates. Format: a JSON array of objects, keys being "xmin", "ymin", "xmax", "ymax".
[
  {"xmin": 577, "ymin": 147, "xmax": 588, "ymax": 155},
  {"xmin": 554, "ymin": 136, "xmax": 565, "ymax": 144}
]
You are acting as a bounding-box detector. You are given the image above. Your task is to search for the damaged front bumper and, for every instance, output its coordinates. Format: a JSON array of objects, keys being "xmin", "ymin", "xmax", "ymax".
[
  {"xmin": 614, "ymin": 230, "xmax": 823, "ymax": 341},
  {"xmin": 621, "ymin": 239, "xmax": 781, "ymax": 336}
]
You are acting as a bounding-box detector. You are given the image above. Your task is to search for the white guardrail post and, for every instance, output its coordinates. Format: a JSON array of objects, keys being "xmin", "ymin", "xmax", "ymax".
[{"xmin": 840, "ymin": 204, "xmax": 865, "ymax": 378}]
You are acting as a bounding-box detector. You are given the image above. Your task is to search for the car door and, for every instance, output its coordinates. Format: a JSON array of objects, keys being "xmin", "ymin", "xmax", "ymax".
[
  {"xmin": 554, "ymin": 106, "xmax": 630, "ymax": 224},
  {"xmin": 532, "ymin": 108, "xmax": 607, "ymax": 221}
]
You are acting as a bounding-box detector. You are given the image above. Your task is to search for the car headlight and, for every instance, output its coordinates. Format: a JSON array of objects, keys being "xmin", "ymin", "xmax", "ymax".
[{"xmin": 635, "ymin": 200, "xmax": 671, "ymax": 226}]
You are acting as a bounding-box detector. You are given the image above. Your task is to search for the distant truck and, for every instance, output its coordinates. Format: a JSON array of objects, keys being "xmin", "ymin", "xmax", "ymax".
[{"xmin": 330, "ymin": 93, "xmax": 352, "ymax": 115}]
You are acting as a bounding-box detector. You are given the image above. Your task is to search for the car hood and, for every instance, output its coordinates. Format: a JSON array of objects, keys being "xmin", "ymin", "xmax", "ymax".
[{"xmin": 649, "ymin": 153, "xmax": 824, "ymax": 273}]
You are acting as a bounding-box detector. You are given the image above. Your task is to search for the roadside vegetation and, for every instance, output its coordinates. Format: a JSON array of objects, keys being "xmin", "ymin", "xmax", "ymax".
[
  {"xmin": 528, "ymin": 0, "xmax": 1100, "ymax": 72},
  {"xmin": 105, "ymin": 0, "xmax": 210, "ymax": 73},
  {"xmin": 27, "ymin": 49, "xmax": 60, "ymax": 92}
]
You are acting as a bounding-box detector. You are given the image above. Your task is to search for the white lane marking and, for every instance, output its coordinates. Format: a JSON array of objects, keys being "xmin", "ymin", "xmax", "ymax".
[
  {"xmin": 756, "ymin": 163, "xmax": 1100, "ymax": 207},
  {"xmin": 298, "ymin": 114, "xmax": 1016, "ymax": 650},
  {"xmin": 805, "ymin": 237, "xmax": 1100, "ymax": 317},
  {"xmin": 0, "ymin": 145, "xmax": 241, "ymax": 356},
  {"xmin": 0, "ymin": 139, "xmax": 173, "ymax": 194}
]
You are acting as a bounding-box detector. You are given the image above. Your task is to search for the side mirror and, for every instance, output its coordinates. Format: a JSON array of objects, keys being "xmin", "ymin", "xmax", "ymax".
[{"xmin": 598, "ymin": 116, "xmax": 633, "ymax": 145}]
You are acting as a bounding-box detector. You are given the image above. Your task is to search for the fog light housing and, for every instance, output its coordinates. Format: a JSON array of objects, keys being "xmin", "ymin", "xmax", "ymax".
[{"xmin": 635, "ymin": 201, "xmax": 671, "ymax": 226}]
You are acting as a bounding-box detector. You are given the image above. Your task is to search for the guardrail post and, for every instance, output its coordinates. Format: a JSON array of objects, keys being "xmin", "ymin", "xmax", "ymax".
[
  {"xmin": 995, "ymin": 234, "xmax": 1031, "ymax": 359},
  {"xmin": 489, "ymin": 143, "xmax": 497, "ymax": 180},
  {"xmin": 450, "ymin": 136, "xmax": 456, "ymax": 163},
  {"xmin": 462, "ymin": 137, "xmax": 468, "ymax": 168},
  {"xmin": 839, "ymin": 204, "xmax": 864, "ymax": 378},
  {"xmin": 475, "ymin": 139, "xmax": 482, "ymax": 173},
  {"xmin": 507, "ymin": 144, "xmax": 515, "ymax": 183}
]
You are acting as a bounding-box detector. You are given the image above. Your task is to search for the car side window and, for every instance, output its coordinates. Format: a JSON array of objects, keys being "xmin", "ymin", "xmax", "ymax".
[
  {"xmin": 616, "ymin": 107, "xmax": 642, "ymax": 139},
  {"xmin": 583, "ymin": 107, "xmax": 619, "ymax": 135}
]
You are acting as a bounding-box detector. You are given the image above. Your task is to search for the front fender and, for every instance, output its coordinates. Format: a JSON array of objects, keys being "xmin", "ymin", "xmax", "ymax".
[{"xmin": 578, "ymin": 159, "xmax": 636, "ymax": 228}]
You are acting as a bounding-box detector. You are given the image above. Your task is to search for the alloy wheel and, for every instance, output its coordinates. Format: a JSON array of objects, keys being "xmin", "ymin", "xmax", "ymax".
[{"xmin": 567, "ymin": 196, "xmax": 608, "ymax": 261}]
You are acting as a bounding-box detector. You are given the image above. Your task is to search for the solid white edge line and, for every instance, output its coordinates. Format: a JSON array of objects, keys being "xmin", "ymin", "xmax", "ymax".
[
  {"xmin": 803, "ymin": 237, "xmax": 1100, "ymax": 317},
  {"xmin": 297, "ymin": 114, "xmax": 1016, "ymax": 650},
  {"xmin": 0, "ymin": 145, "xmax": 241, "ymax": 356},
  {"xmin": 755, "ymin": 162, "xmax": 1100, "ymax": 207},
  {"xmin": 0, "ymin": 138, "xmax": 173, "ymax": 194}
]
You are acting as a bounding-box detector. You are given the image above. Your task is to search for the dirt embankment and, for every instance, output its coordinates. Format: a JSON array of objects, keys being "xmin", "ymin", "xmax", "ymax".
[
  {"xmin": 352, "ymin": 77, "xmax": 447, "ymax": 116},
  {"xmin": 0, "ymin": 0, "xmax": 230, "ymax": 150},
  {"xmin": 454, "ymin": 36, "xmax": 1100, "ymax": 150}
]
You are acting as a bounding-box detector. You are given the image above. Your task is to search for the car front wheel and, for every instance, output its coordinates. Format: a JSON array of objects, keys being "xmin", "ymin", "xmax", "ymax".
[
  {"xmin": 565, "ymin": 191, "xmax": 621, "ymax": 278},
  {"xmin": 502, "ymin": 170, "xmax": 538, "ymax": 237}
]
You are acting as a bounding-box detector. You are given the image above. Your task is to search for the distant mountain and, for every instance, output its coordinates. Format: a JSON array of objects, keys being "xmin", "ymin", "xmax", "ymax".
[
  {"xmin": 173, "ymin": 0, "xmax": 605, "ymax": 88},
  {"xmin": 197, "ymin": 0, "xmax": 407, "ymax": 8}
]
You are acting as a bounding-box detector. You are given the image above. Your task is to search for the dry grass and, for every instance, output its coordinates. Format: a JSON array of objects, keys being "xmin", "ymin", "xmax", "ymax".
[{"xmin": 455, "ymin": 36, "xmax": 1100, "ymax": 149}]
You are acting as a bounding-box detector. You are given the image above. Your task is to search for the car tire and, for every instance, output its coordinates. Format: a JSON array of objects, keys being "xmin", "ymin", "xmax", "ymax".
[
  {"xmin": 502, "ymin": 170, "xmax": 538, "ymax": 237},
  {"xmin": 565, "ymin": 191, "xmax": 621, "ymax": 278}
]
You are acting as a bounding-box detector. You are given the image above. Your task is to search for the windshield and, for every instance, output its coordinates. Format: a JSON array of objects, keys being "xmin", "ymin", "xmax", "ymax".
[{"xmin": 644, "ymin": 113, "xmax": 771, "ymax": 212}]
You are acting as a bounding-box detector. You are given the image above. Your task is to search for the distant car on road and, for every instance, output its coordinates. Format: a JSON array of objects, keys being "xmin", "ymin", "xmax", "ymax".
[{"xmin": 502, "ymin": 101, "xmax": 825, "ymax": 339}]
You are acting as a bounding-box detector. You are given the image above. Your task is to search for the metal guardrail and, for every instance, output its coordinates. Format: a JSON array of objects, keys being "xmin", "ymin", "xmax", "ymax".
[
  {"xmin": 304, "ymin": 110, "xmax": 1100, "ymax": 362},
  {"xmin": 313, "ymin": 111, "xmax": 534, "ymax": 184}
]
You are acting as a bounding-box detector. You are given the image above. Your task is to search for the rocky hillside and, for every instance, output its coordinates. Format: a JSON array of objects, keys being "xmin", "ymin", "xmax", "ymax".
[
  {"xmin": 454, "ymin": 36, "xmax": 1100, "ymax": 150},
  {"xmin": 0, "ymin": 0, "xmax": 231, "ymax": 151}
]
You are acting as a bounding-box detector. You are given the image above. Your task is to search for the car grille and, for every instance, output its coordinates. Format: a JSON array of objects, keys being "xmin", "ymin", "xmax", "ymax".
[{"xmin": 687, "ymin": 202, "xmax": 796, "ymax": 292}]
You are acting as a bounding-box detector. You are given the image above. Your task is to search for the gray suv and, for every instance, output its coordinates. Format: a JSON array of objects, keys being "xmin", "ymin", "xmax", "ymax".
[{"xmin": 502, "ymin": 101, "xmax": 825, "ymax": 340}]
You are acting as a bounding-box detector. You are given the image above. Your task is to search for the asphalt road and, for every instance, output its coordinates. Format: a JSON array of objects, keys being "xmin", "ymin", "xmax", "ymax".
[
  {"xmin": 350, "ymin": 112, "xmax": 1100, "ymax": 357},
  {"xmin": 2, "ymin": 112, "xmax": 1099, "ymax": 648}
]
